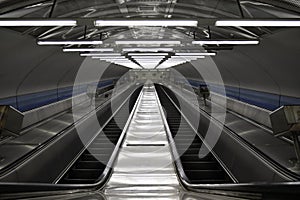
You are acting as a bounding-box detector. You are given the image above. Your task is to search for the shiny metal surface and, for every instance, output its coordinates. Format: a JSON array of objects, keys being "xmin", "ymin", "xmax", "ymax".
[
  {"xmin": 104, "ymin": 84, "xmax": 180, "ymax": 199},
  {"xmin": 166, "ymin": 83, "xmax": 298, "ymax": 180}
]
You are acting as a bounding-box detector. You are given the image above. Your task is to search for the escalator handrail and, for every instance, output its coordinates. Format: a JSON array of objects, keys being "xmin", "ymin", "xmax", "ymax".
[
  {"xmin": 155, "ymin": 85, "xmax": 300, "ymax": 199},
  {"xmin": 96, "ymin": 85, "xmax": 144, "ymax": 190},
  {"xmin": 0, "ymin": 84, "xmax": 134, "ymax": 177},
  {"xmin": 0, "ymin": 85, "xmax": 142, "ymax": 193},
  {"xmin": 153, "ymin": 85, "xmax": 194, "ymax": 185},
  {"xmin": 169, "ymin": 84, "xmax": 299, "ymax": 181},
  {"xmin": 54, "ymin": 85, "xmax": 141, "ymax": 183},
  {"xmin": 157, "ymin": 85, "xmax": 237, "ymax": 184}
]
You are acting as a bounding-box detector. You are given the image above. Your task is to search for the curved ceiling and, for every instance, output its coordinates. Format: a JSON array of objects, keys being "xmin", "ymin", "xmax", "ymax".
[
  {"xmin": 0, "ymin": 0, "xmax": 299, "ymax": 102},
  {"xmin": 0, "ymin": 0, "xmax": 299, "ymax": 41}
]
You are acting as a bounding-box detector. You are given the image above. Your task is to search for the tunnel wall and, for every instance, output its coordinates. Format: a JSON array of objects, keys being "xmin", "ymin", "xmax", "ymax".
[
  {"xmin": 174, "ymin": 28, "xmax": 300, "ymax": 111},
  {"xmin": 0, "ymin": 28, "xmax": 129, "ymax": 111}
]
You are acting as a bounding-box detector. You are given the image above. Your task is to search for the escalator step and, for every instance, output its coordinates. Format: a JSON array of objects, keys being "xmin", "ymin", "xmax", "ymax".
[
  {"xmin": 62, "ymin": 178, "xmax": 97, "ymax": 184},
  {"xmin": 177, "ymin": 148, "xmax": 200, "ymax": 154},
  {"xmin": 80, "ymin": 154, "xmax": 111, "ymax": 162},
  {"xmin": 155, "ymin": 84, "xmax": 233, "ymax": 184},
  {"xmin": 181, "ymin": 161, "xmax": 219, "ymax": 170},
  {"xmin": 89, "ymin": 143, "xmax": 115, "ymax": 148},
  {"xmin": 184, "ymin": 169, "xmax": 225, "ymax": 180},
  {"xmin": 75, "ymin": 161, "xmax": 106, "ymax": 169},
  {"xmin": 68, "ymin": 169, "xmax": 102, "ymax": 179},
  {"xmin": 87, "ymin": 148, "xmax": 114, "ymax": 154}
]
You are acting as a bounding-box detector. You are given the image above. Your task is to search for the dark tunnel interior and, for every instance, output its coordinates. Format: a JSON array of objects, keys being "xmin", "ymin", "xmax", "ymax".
[{"xmin": 0, "ymin": 1, "xmax": 300, "ymax": 199}]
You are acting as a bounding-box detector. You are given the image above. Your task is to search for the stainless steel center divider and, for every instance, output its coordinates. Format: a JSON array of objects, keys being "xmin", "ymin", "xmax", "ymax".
[{"xmin": 104, "ymin": 84, "xmax": 180, "ymax": 199}]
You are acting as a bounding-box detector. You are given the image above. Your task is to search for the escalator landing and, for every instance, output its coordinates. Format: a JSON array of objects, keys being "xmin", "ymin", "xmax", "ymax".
[{"xmin": 104, "ymin": 85, "xmax": 180, "ymax": 199}]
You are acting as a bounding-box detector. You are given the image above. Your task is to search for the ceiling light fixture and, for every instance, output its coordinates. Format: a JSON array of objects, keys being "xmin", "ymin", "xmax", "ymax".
[
  {"xmin": 215, "ymin": 20, "xmax": 300, "ymax": 27},
  {"xmin": 115, "ymin": 40, "xmax": 181, "ymax": 45},
  {"xmin": 80, "ymin": 53, "xmax": 121, "ymax": 56},
  {"xmin": 128, "ymin": 53, "xmax": 169, "ymax": 56},
  {"xmin": 38, "ymin": 41, "xmax": 103, "ymax": 45},
  {"xmin": 192, "ymin": 40, "xmax": 259, "ymax": 45},
  {"xmin": 63, "ymin": 48, "xmax": 114, "ymax": 52},
  {"xmin": 95, "ymin": 20, "xmax": 198, "ymax": 27},
  {"xmin": 123, "ymin": 48, "xmax": 173, "ymax": 52},
  {"xmin": 176, "ymin": 52, "xmax": 216, "ymax": 56},
  {"xmin": 0, "ymin": 20, "xmax": 77, "ymax": 26}
]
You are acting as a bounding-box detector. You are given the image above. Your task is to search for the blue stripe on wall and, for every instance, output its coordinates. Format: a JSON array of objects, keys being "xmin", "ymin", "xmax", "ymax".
[
  {"xmin": 0, "ymin": 96, "xmax": 17, "ymax": 109},
  {"xmin": 0, "ymin": 79, "xmax": 117, "ymax": 112},
  {"xmin": 187, "ymin": 79, "xmax": 300, "ymax": 111},
  {"xmin": 17, "ymin": 89, "xmax": 58, "ymax": 111}
]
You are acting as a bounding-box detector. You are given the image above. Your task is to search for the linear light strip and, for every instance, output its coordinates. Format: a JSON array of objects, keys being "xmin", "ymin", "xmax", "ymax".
[
  {"xmin": 176, "ymin": 52, "xmax": 216, "ymax": 56},
  {"xmin": 128, "ymin": 53, "xmax": 169, "ymax": 56},
  {"xmin": 123, "ymin": 48, "xmax": 173, "ymax": 52},
  {"xmin": 192, "ymin": 40, "xmax": 259, "ymax": 45},
  {"xmin": 63, "ymin": 48, "xmax": 114, "ymax": 52},
  {"xmin": 215, "ymin": 20, "xmax": 300, "ymax": 27},
  {"xmin": 106, "ymin": 58, "xmax": 129, "ymax": 60},
  {"xmin": 131, "ymin": 56, "xmax": 165, "ymax": 58},
  {"xmin": 95, "ymin": 20, "xmax": 198, "ymax": 27},
  {"xmin": 171, "ymin": 56, "xmax": 205, "ymax": 59},
  {"xmin": 115, "ymin": 40, "xmax": 181, "ymax": 45},
  {"xmin": 0, "ymin": 20, "xmax": 77, "ymax": 26},
  {"xmin": 38, "ymin": 41, "xmax": 103, "ymax": 45},
  {"xmin": 81, "ymin": 53, "xmax": 121, "ymax": 56},
  {"xmin": 97, "ymin": 56, "xmax": 126, "ymax": 59}
]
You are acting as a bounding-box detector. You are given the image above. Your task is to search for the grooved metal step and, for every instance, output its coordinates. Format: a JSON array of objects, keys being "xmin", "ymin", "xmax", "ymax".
[{"xmin": 155, "ymin": 84, "xmax": 233, "ymax": 184}]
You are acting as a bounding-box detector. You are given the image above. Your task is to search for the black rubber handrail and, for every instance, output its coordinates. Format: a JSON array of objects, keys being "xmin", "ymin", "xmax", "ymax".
[{"xmin": 0, "ymin": 85, "xmax": 143, "ymax": 197}]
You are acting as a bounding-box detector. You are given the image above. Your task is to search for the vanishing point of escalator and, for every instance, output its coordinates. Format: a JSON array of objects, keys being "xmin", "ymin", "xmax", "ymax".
[
  {"xmin": 59, "ymin": 87, "xmax": 142, "ymax": 184},
  {"xmin": 155, "ymin": 84, "xmax": 232, "ymax": 184}
]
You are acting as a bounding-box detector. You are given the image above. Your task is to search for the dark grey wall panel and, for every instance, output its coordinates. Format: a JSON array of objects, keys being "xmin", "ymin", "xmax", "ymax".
[
  {"xmin": 17, "ymin": 52, "xmax": 84, "ymax": 95},
  {"xmin": 175, "ymin": 28, "xmax": 300, "ymax": 98},
  {"xmin": 0, "ymin": 28, "xmax": 59, "ymax": 98},
  {"xmin": 0, "ymin": 28, "xmax": 129, "ymax": 101}
]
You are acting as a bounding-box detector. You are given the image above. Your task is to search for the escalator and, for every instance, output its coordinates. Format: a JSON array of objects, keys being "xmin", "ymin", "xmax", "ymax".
[
  {"xmin": 1, "ymin": 84, "xmax": 300, "ymax": 200},
  {"xmin": 155, "ymin": 84, "xmax": 233, "ymax": 184},
  {"xmin": 58, "ymin": 87, "xmax": 142, "ymax": 184}
]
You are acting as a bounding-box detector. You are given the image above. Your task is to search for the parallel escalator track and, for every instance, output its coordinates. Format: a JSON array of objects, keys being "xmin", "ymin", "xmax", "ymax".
[
  {"xmin": 58, "ymin": 87, "xmax": 142, "ymax": 184},
  {"xmin": 155, "ymin": 84, "xmax": 233, "ymax": 184}
]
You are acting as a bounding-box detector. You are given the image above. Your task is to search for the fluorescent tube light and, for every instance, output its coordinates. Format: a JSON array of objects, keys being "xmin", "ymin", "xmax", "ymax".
[
  {"xmin": 215, "ymin": 20, "xmax": 300, "ymax": 27},
  {"xmin": 0, "ymin": 20, "xmax": 76, "ymax": 26},
  {"xmin": 172, "ymin": 56, "xmax": 205, "ymax": 59},
  {"xmin": 176, "ymin": 52, "xmax": 216, "ymax": 56},
  {"xmin": 38, "ymin": 41, "xmax": 103, "ymax": 45},
  {"xmin": 63, "ymin": 48, "xmax": 114, "ymax": 52},
  {"xmin": 80, "ymin": 53, "xmax": 121, "ymax": 57},
  {"xmin": 192, "ymin": 40, "xmax": 259, "ymax": 45},
  {"xmin": 99, "ymin": 58, "xmax": 128, "ymax": 61},
  {"xmin": 95, "ymin": 20, "xmax": 198, "ymax": 27},
  {"xmin": 123, "ymin": 48, "xmax": 173, "ymax": 52},
  {"xmin": 116, "ymin": 40, "xmax": 181, "ymax": 45},
  {"xmin": 97, "ymin": 56, "xmax": 126, "ymax": 59},
  {"xmin": 128, "ymin": 53, "xmax": 169, "ymax": 56},
  {"xmin": 131, "ymin": 56, "xmax": 165, "ymax": 58}
]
